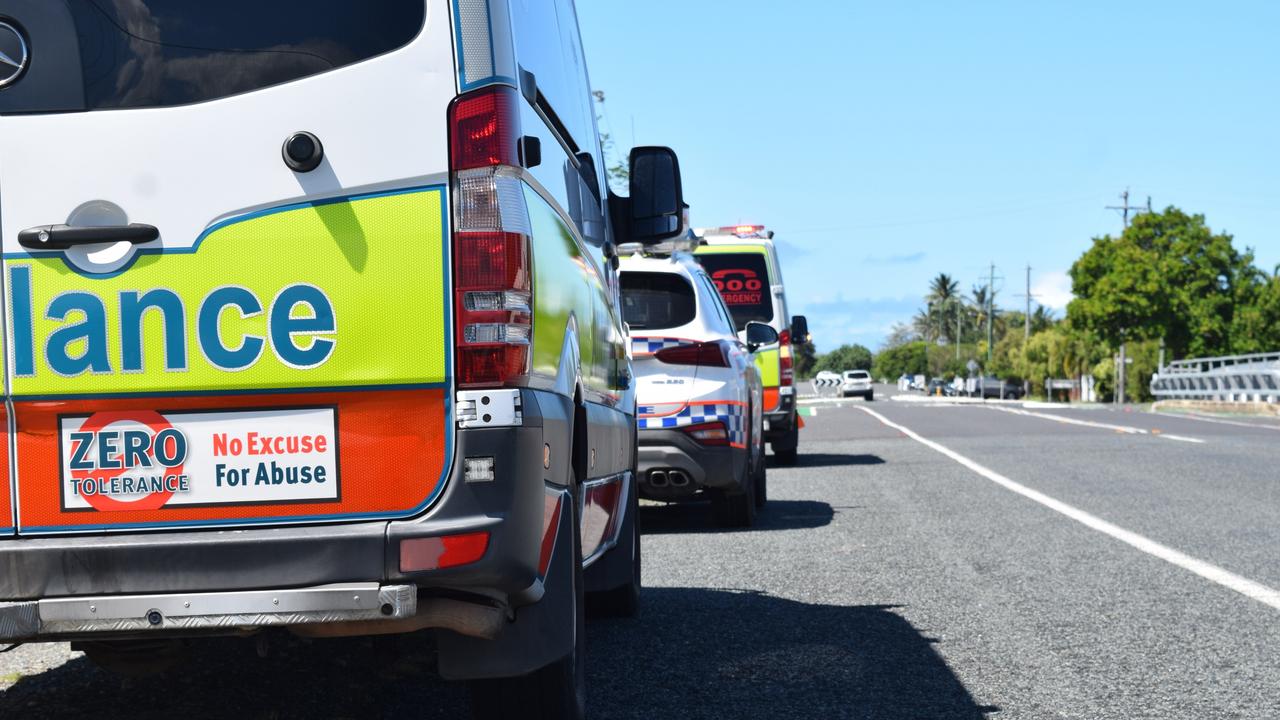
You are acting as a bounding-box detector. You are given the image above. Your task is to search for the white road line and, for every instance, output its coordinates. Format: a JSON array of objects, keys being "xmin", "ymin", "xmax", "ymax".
[
  {"xmin": 991, "ymin": 405, "xmax": 1148, "ymax": 434},
  {"xmin": 857, "ymin": 405, "xmax": 1280, "ymax": 612},
  {"xmin": 1156, "ymin": 411, "xmax": 1280, "ymax": 432},
  {"xmin": 990, "ymin": 406, "xmax": 1207, "ymax": 444},
  {"xmin": 1160, "ymin": 434, "xmax": 1206, "ymax": 444}
]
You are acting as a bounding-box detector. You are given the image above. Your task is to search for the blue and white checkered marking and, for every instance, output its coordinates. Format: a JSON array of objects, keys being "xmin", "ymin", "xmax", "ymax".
[
  {"xmin": 631, "ymin": 336, "xmax": 693, "ymax": 356},
  {"xmin": 638, "ymin": 402, "xmax": 746, "ymax": 447}
]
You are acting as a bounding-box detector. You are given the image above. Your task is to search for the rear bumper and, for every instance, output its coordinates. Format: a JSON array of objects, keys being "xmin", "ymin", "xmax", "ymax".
[
  {"xmin": 636, "ymin": 429, "xmax": 743, "ymax": 498},
  {"xmin": 0, "ymin": 388, "xmax": 582, "ymax": 644}
]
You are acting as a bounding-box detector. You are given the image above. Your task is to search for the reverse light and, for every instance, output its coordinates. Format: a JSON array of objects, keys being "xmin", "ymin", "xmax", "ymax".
[
  {"xmin": 682, "ymin": 421, "xmax": 729, "ymax": 446},
  {"xmin": 450, "ymin": 86, "xmax": 534, "ymax": 389},
  {"xmin": 400, "ymin": 532, "xmax": 491, "ymax": 572},
  {"xmin": 654, "ymin": 341, "xmax": 731, "ymax": 368},
  {"xmin": 778, "ymin": 329, "xmax": 794, "ymax": 387}
]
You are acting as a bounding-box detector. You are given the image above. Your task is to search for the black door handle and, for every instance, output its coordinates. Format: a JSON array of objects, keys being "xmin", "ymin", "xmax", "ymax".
[{"xmin": 18, "ymin": 224, "xmax": 159, "ymax": 251}]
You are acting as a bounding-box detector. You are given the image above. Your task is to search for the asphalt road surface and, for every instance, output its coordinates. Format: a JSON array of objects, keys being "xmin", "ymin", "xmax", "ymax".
[{"xmin": 3, "ymin": 385, "xmax": 1278, "ymax": 718}]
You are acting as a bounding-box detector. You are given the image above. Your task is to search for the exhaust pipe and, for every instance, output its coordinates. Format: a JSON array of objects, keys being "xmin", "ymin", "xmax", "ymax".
[
  {"xmin": 668, "ymin": 471, "xmax": 690, "ymax": 487},
  {"xmin": 648, "ymin": 470, "xmax": 669, "ymax": 487}
]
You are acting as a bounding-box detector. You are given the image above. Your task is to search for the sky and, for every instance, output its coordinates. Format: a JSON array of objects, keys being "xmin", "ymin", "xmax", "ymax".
[{"xmin": 577, "ymin": 0, "xmax": 1280, "ymax": 352}]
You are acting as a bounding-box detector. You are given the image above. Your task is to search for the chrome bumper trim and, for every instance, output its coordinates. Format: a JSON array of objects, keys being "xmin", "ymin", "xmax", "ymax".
[{"xmin": 0, "ymin": 583, "xmax": 416, "ymax": 641}]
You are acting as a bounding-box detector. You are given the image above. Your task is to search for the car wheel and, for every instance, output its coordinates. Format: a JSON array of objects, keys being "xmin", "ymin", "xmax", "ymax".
[
  {"xmin": 470, "ymin": 496, "xmax": 586, "ymax": 720},
  {"xmin": 865, "ymin": 391, "xmax": 874, "ymax": 402},
  {"xmin": 772, "ymin": 421, "xmax": 799, "ymax": 466},
  {"xmin": 710, "ymin": 450, "xmax": 755, "ymax": 528},
  {"xmin": 753, "ymin": 449, "xmax": 768, "ymax": 510}
]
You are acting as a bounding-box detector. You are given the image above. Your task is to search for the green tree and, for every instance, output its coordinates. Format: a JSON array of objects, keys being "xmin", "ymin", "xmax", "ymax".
[
  {"xmin": 793, "ymin": 338, "xmax": 819, "ymax": 379},
  {"xmin": 1068, "ymin": 207, "xmax": 1255, "ymax": 359},
  {"xmin": 815, "ymin": 344, "xmax": 874, "ymax": 374},
  {"xmin": 872, "ymin": 341, "xmax": 929, "ymax": 380}
]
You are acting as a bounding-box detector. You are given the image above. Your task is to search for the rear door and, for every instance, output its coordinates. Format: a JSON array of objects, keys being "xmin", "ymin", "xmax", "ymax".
[
  {"xmin": 622, "ymin": 270, "xmax": 701, "ymax": 417},
  {"xmin": 693, "ymin": 248, "xmax": 783, "ymax": 411},
  {"xmin": 0, "ymin": 0, "xmax": 457, "ymax": 535}
]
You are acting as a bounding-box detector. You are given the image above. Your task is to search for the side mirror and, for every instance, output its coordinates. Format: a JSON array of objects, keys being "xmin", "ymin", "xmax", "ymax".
[
  {"xmin": 791, "ymin": 315, "xmax": 809, "ymax": 343},
  {"xmin": 628, "ymin": 146, "xmax": 685, "ymax": 244},
  {"xmin": 745, "ymin": 321, "xmax": 779, "ymax": 352}
]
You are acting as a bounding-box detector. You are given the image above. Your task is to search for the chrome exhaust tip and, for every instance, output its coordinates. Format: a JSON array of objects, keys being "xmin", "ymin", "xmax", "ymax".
[
  {"xmin": 648, "ymin": 470, "xmax": 669, "ymax": 487},
  {"xmin": 668, "ymin": 470, "xmax": 690, "ymax": 487}
]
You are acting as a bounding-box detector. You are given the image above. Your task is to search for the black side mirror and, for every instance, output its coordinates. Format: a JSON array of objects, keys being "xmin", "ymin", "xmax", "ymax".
[
  {"xmin": 791, "ymin": 315, "xmax": 809, "ymax": 343},
  {"xmin": 745, "ymin": 321, "xmax": 779, "ymax": 352},
  {"xmin": 628, "ymin": 146, "xmax": 684, "ymax": 244}
]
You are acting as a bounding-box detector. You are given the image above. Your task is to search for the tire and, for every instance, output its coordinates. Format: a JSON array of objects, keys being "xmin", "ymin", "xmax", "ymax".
[
  {"xmin": 772, "ymin": 420, "xmax": 799, "ymax": 466},
  {"xmin": 711, "ymin": 450, "xmax": 756, "ymax": 528},
  {"xmin": 470, "ymin": 491, "xmax": 586, "ymax": 719},
  {"xmin": 752, "ymin": 449, "xmax": 768, "ymax": 510},
  {"xmin": 865, "ymin": 391, "xmax": 874, "ymax": 402}
]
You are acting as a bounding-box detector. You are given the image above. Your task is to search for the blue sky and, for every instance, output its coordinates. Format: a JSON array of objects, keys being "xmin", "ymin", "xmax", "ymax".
[{"xmin": 577, "ymin": 0, "xmax": 1280, "ymax": 352}]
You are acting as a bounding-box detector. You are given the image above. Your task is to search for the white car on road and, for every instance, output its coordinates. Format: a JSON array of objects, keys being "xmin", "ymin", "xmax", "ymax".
[
  {"xmin": 841, "ymin": 370, "xmax": 875, "ymax": 400},
  {"xmin": 620, "ymin": 248, "xmax": 775, "ymax": 526}
]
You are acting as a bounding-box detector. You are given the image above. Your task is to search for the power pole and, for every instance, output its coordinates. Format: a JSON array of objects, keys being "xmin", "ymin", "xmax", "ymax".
[
  {"xmin": 1103, "ymin": 189, "xmax": 1151, "ymax": 403},
  {"xmin": 1106, "ymin": 188, "xmax": 1147, "ymax": 229},
  {"xmin": 1013, "ymin": 265, "xmax": 1040, "ymax": 341},
  {"xmin": 986, "ymin": 262, "xmax": 997, "ymax": 365},
  {"xmin": 955, "ymin": 299, "xmax": 962, "ymax": 362}
]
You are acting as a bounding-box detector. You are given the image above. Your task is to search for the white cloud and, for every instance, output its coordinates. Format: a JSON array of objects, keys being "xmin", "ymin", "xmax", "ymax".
[{"xmin": 1032, "ymin": 270, "xmax": 1074, "ymax": 311}]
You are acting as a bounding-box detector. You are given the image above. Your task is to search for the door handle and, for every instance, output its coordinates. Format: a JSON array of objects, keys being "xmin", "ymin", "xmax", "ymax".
[{"xmin": 18, "ymin": 224, "xmax": 159, "ymax": 251}]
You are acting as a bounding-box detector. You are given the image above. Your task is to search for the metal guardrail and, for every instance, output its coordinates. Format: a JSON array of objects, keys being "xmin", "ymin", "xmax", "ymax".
[{"xmin": 1151, "ymin": 351, "xmax": 1280, "ymax": 402}]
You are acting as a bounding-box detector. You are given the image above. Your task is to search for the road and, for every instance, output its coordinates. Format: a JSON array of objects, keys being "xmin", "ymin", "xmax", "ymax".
[{"xmin": 3, "ymin": 385, "xmax": 1279, "ymax": 718}]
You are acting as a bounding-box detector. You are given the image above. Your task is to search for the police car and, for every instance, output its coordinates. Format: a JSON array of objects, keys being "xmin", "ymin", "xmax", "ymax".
[
  {"xmin": 0, "ymin": 2, "xmax": 685, "ymax": 717},
  {"xmin": 620, "ymin": 238, "xmax": 774, "ymax": 527}
]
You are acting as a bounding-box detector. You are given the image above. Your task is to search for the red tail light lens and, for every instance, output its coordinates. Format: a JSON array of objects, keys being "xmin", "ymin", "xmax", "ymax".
[
  {"xmin": 682, "ymin": 421, "xmax": 729, "ymax": 446},
  {"xmin": 450, "ymin": 86, "xmax": 521, "ymax": 171},
  {"xmin": 655, "ymin": 341, "xmax": 731, "ymax": 368},
  {"xmin": 450, "ymin": 86, "xmax": 533, "ymax": 389},
  {"xmin": 778, "ymin": 329, "xmax": 794, "ymax": 386}
]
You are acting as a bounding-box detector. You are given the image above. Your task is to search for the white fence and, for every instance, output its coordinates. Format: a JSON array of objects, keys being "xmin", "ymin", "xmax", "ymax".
[{"xmin": 1151, "ymin": 352, "xmax": 1280, "ymax": 403}]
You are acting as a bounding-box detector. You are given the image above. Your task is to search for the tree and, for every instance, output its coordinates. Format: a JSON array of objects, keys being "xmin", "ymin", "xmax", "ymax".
[
  {"xmin": 883, "ymin": 322, "xmax": 918, "ymax": 349},
  {"xmin": 815, "ymin": 344, "xmax": 874, "ymax": 374},
  {"xmin": 793, "ymin": 338, "xmax": 818, "ymax": 379},
  {"xmin": 1068, "ymin": 207, "xmax": 1254, "ymax": 359},
  {"xmin": 872, "ymin": 341, "xmax": 929, "ymax": 380}
]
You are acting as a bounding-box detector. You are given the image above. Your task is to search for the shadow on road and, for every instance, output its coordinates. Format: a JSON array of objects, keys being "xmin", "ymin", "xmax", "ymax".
[
  {"xmin": 592, "ymin": 588, "xmax": 997, "ymax": 719},
  {"xmin": 639, "ymin": 499, "xmax": 836, "ymax": 534},
  {"xmin": 0, "ymin": 589, "xmax": 996, "ymax": 720},
  {"xmin": 772, "ymin": 452, "xmax": 886, "ymax": 469}
]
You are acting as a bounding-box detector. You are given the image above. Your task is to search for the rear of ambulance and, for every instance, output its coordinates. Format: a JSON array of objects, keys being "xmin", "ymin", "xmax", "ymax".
[{"xmin": 0, "ymin": 0, "xmax": 569, "ymax": 676}]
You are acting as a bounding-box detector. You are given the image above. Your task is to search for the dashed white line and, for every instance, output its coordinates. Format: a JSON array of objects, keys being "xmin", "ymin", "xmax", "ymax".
[
  {"xmin": 989, "ymin": 406, "xmax": 1206, "ymax": 444},
  {"xmin": 857, "ymin": 405, "xmax": 1280, "ymax": 612}
]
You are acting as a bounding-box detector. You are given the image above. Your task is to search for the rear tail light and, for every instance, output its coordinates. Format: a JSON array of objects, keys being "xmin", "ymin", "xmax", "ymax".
[
  {"xmin": 682, "ymin": 421, "xmax": 729, "ymax": 446},
  {"xmin": 654, "ymin": 341, "xmax": 731, "ymax": 368},
  {"xmin": 778, "ymin": 329, "xmax": 794, "ymax": 387},
  {"xmin": 400, "ymin": 532, "xmax": 490, "ymax": 572},
  {"xmin": 450, "ymin": 86, "xmax": 534, "ymax": 389}
]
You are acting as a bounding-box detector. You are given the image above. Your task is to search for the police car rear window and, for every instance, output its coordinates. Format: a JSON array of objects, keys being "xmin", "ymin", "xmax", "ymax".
[
  {"xmin": 620, "ymin": 272, "xmax": 696, "ymax": 331},
  {"xmin": 1, "ymin": 0, "xmax": 424, "ymax": 114},
  {"xmin": 694, "ymin": 253, "xmax": 774, "ymax": 330}
]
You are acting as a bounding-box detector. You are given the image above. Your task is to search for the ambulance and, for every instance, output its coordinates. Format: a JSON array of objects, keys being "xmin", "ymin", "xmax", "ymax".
[
  {"xmin": 695, "ymin": 226, "xmax": 807, "ymax": 464},
  {"xmin": 0, "ymin": 2, "xmax": 686, "ymax": 717}
]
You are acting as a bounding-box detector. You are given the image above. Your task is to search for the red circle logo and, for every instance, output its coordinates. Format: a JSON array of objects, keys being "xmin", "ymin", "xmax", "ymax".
[{"xmin": 70, "ymin": 411, "xmax": 186, "ymax": 512}]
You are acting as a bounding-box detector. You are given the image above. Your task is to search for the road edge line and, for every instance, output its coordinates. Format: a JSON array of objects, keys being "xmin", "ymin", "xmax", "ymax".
[{"xmin": 856, "ymin": 405, "xmax": 1280, "ymax": 612}]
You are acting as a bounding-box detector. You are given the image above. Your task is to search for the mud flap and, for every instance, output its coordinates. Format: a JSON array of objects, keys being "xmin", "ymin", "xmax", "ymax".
[
  {"xmin": 583, "ymin": 471, "xmax": 637, "ymax": 594},
  {"xmin": 437, "ymin": 486, "xmax": 577, "ymax": 681}
]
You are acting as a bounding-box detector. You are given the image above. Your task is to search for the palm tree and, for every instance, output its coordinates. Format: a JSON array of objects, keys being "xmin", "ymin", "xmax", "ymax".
[
  {"xmin": 924, "ymin": 274, "xmax": 962, "ymax": 344},
  {"xmin": 927, "ymin": 273, "xmax": 960, "ymax": 307}
]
